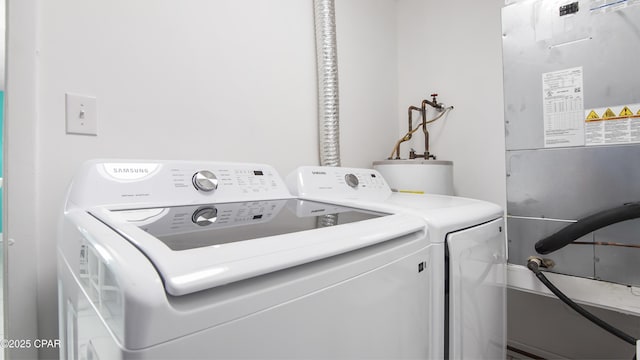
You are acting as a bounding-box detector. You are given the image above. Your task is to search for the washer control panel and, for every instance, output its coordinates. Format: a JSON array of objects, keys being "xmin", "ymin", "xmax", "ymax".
[
  {"xmin": 169, "ymin": 166, "xmax": 283, "ymax": 197},
  {"xmin": 69, "ymin": 160, "xmax": 293, "ymax": 209}
]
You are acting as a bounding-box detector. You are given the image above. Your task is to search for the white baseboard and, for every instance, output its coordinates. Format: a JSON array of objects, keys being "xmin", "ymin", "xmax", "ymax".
[{"xmin": 507, "ymin": 264, "xmax": 640, "ymax": 316}]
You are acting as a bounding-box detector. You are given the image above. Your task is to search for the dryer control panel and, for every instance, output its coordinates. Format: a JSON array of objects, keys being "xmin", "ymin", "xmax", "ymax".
[{"xmin": 287, "ymin": 166, "xmax": 391, "ymax": 200}]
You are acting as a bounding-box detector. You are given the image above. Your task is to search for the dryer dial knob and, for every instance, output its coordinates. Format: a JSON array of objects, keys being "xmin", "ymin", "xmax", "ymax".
[
  {"xmin": 192, "ymin": 207, "xmax": 218, "ymax": 226},
  {"xmin": 192, "ymin": 170, "xmax": 218, "ymax": 192},
  {"xmin": 345, "ymin": 173, "xmax": 359, "ymax": 188}
]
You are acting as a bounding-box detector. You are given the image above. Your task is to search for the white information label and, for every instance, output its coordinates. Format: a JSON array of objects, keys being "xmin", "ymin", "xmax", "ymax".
[{"xmin": 542, "ymin": 67, "xmax": 585, "ymax": 148}]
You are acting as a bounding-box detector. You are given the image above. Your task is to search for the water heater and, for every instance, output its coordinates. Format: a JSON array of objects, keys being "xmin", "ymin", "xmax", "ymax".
[{"xmin": 372, "ymin": 160, "xmax": 454, "ymax": 195}]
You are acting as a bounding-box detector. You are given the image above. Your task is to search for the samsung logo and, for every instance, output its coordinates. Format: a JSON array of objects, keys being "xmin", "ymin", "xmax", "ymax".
[
  {"xmin": 103, "ymin": 163, "xmax": 159, "ymax": 180},
  {"xmin": 112, "ymin": 168, "xmax": 150, "ymax": 174},
  {"xmin": 312, "ymin": 171, "xmax": 327, "ymax": 175}
]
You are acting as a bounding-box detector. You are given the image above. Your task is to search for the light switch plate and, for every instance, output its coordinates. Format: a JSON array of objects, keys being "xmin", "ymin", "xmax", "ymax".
[{"xmin": 66, "ymin": 93, "xmax": 97, "ymax": 136}]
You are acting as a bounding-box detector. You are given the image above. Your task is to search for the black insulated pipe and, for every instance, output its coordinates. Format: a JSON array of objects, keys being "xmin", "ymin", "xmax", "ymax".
[{"xmin": 535, "ymin": 202, "xmax": 640, "ymax": 254}]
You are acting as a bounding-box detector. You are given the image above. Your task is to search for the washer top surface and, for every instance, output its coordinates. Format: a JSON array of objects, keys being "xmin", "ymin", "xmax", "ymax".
[{"xmin": 90, "ymin": 197, "xmax": 423, "ymax": 297}]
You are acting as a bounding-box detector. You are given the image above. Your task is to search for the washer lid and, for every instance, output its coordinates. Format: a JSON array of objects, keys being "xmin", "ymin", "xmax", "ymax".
[{"xmin": 90, "ymin": 199, "xmax": 426, "ymax": 296}]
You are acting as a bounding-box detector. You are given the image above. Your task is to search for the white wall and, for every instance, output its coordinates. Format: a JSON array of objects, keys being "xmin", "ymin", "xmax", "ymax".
[
  {"xmin": 6, "ymin": 0, "xmax": 399, "ymax": 358},
  {"xmin": 5, "ymin": 0, "xmax": 39, "ymax": 359},
  {"xmin": 396, "ymin": 0, "xmax": 507, "ymax": 207},
  {"xmin": 337, "ymin": 0, "xmax": 398, "ymax": 168}
]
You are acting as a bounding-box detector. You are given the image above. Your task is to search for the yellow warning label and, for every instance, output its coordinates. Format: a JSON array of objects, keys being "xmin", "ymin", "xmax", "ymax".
[
  {"xmin": 619, "ymin": 106, "xmax": 633, "ymax": 117},
  {"xmin": 638, "ymin": 108, "xmax": 640, "ymax": 115},
  {"xmin": 398, "ymin": 190, "xmax": 425, "ymax": 194},
  {"xmin": 586, "ymin": 110, "xmax": 600, "ymax": 120},
  {"xmin": 603, "ymin": 108, "xmax": 616, "ymax": 118}
]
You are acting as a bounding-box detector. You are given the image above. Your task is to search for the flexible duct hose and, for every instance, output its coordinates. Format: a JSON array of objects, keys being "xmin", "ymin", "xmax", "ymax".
[{"xmin": 314, "ymin": 0, "xmax": 341, "ymax": 167}]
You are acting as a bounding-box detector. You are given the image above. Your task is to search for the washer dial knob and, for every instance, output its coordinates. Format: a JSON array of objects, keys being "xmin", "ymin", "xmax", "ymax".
[
  {"xmin": 192, "ymin": 207, "xmax": 218, "ymax": 226},
  {"xmin": 345, "ymin": 173, "xmax": 359, "ymax": 188},
  {"xmin": 192, "ymin": 170, "xmax": 218, "ymax": 192}
]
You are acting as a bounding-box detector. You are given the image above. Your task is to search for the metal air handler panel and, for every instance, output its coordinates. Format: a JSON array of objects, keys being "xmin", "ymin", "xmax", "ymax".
[{"xmin": 502, "ymin": 0, "xmax": 640, "ymax": 286}]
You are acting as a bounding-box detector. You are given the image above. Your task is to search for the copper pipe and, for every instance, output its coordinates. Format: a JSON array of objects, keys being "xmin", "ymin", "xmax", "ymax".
[
  {"xmin": 408, "ymin": 105, "xmax": 421, "ymax": 134},
  {"xmin": 387, "ymin": 93, "xmax": 451, "ymax": 160},
  {"xmin": 572, "ymin": 241, "xmax": 640, "ymax": 249}
]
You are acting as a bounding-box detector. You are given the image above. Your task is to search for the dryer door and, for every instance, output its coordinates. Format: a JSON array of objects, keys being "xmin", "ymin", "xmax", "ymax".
[{"xmin": 447, "ymin": 217, "xmax": 506, "ymax": 359}]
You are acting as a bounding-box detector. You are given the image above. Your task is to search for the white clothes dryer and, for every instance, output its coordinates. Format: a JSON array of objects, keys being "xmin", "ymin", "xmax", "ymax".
[
  {"xmin": 58, "ymin": 160, "xmax": 436, "ymax": 360},
  {"xmin": 287, "ymin": 166, "xmax": 507, "ymax": 359}
]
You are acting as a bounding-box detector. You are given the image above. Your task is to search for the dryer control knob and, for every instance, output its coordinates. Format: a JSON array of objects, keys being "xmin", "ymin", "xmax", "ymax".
[
  {"xmin": 192, "ymin": 170, "xmax": 218, "ymax": 192},
  {"xmin": 192, "ymin": 207, "xmax": 218, "ymax": 226},
  {"xmin": 345, "ymin": 173, "xmax": 359, "ymax": 188}
]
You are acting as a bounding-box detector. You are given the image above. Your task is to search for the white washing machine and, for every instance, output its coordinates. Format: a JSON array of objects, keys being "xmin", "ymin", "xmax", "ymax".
[
  {"xmin": 58, "ymin": 160, "xmax": 437, "ymax": 360},
  {"xmin": 287, "ymin": 166, "xmax": 507, "ymax": 359}
]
